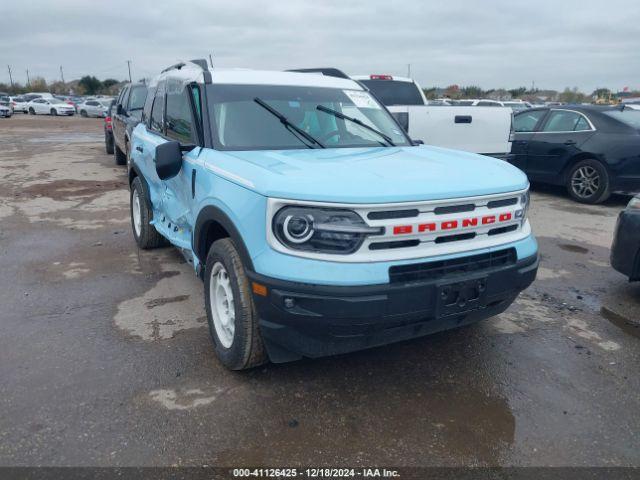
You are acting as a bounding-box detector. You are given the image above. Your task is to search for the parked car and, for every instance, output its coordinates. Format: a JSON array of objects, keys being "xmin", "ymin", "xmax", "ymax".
[
  {"xmin": 0, "ymin": 93, "xmax": 13, "ymax": 112},
  {"xmin": 25, "ymin": 92, "xmax": 54, "ymax": 100},
  {"xmin": 611, "ymin": 195, "xmax": 640, "ymax": 281},
  {"xmin": 352, "ymin": 75, "xmax": 513, "ymax": 158},
  {"xmin": 27, "ymin": 97, "xmax": 75, "ymax": 116},
  {"xmin": 104, "ymin": 107, "xmax": 114, "ymax": 155},
  {"xmin": 77, "ymin": 99, "xmax": 111, "ymax": 117},
  {"xmin": 112, "ymin": 83, "xmax": 148, "ymax": 165},
  {"xmin": 0, "ymin": 104, "xmax": 12, "ymax": 118},
  {"xmin": 9, "ymin": 96, "xmax": 28, "ymax": 113},
  {"xmin": 127, "ymin": 60, "xmax": 538, "ymax": 370},
  {"xmin": 511, "ymin": 105, "xmax": 640, "ymax": 204}
]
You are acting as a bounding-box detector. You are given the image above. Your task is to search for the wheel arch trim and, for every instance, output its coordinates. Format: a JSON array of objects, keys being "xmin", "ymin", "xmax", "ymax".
[{"xmin": 194, "ymin": 206, "xmax": 254, "ymax": 271}]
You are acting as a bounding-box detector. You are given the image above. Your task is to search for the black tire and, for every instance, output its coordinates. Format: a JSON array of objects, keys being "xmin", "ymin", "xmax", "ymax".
[
  {"xmin": 29, "ymin": 107, "xmax": 35, "ymax": 115},
  {"xmin": 114, "ymin": 144, "xmax": 126, "ymax": 165},
  {"xmin": 567, "ymin": 159, "xmax": 610, "ymax": 204},
  {"xmin": 80, "ymin": 110, "xmax": 88, "ymax": 117},
  {"xmin": 130, "ymin": 177, "xmax": 166, "ymax": 249},
  {"xmin": 105, "ymin": 133, "xmax": 114, "ymax": 155},
  {"xmin": 50, "ymin": 108, "xmax": 57, "ymax": 116},
  {"xmin": 204, "ymin": 238, "xmax": 267, "ymax": 370}
]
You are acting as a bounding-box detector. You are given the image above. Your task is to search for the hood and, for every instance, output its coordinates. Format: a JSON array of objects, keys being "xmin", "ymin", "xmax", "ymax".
[{"xmin": 212, "ymin": 146, "xmax": 528, "ymax": 203}]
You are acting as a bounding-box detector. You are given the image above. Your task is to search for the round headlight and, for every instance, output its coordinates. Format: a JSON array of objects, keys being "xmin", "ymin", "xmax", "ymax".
[{"xmin": 283, "ymin": 213, "xmax": 314, "ymax": 243}]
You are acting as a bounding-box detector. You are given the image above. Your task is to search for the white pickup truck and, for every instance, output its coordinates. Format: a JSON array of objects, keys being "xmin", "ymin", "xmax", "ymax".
[{"xmin": 352, "ymin": 75, "xmax": 514, "ymax": 159}]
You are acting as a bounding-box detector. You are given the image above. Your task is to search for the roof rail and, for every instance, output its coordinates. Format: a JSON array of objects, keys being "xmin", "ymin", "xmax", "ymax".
[
  {"xmin": 160, "ymin": 59, "xmax": 212, "ymax": 83},
  {"xmin": 287, "ymin": 68, "xmax": 350, "ymax": 80}
]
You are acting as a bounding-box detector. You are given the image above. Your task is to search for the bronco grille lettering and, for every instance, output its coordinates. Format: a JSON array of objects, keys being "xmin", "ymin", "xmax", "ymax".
[{"xmin": 394, "ymin": 212, "xmax": 515, "ymax": 236}]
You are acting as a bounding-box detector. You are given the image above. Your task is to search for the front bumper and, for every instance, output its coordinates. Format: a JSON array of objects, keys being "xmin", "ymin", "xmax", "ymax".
[
  {"xmin": 248, "ymin": 252, "xmax": 538, "ymax": 363},
  {"xmin": 611, "ymin": 210, "xmax": 640, "ymax": 280}
]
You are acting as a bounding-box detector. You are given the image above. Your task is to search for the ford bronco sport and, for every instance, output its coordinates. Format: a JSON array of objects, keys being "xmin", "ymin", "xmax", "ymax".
[{"xmin": 128, "ymin": 60, "xmax": 538, "ymax": 370}]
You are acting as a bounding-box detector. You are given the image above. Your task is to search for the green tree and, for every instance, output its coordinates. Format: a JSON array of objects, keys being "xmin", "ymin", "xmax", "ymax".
[
  {"xmin": 29, "ymin": 76, "xmax": 48, "ymax": 92},
  {"xmin": 558, "ymin": 87, "xmax": 587, "ymax": 104},
  {"xmin": 78, "ymin": 75, "xmax": 102, "ymax": 95},
  {"xmin": 102, "ymin": 78, "xmax": 119, "ymax": 89},
  {"xmin": 508, "ymin": 87, "xmax": 527, "ymax": 99},
  {"xmin": 461, "ymin": 85, "xmax": 483, "ymax": 98}
]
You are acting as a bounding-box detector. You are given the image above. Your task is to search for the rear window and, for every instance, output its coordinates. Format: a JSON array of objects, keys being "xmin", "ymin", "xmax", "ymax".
[
  {"xmin": 359, "ymin": 80, "xmax": 424, "ymax": 106},
  {"xmin": 604, "ymin": 110, "xmax": 640, "ymax": 129}
]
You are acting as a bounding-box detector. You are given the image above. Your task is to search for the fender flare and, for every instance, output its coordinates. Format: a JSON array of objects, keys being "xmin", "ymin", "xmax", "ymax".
[
  {"xmin": 128, "ymin": 164, "xmax": 154, "ymax": 211},
  {"xmin": 193, "ymin": 206, "xmax": 254, "ymax": 271}
]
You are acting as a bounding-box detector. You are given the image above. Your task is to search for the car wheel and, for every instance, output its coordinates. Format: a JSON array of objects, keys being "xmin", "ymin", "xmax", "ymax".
[
  {"xmin": 204, "ymin": 238, "xmax": 267, "ymax": 370},
  {"xmin": 567, "ymin": 159, "xmax": 610, "ymax": 204},
  {"xmin": 80, "ymin": 110, "xmax": 87, "ymax": 117},
  {"xmin": 105, "ymin": 133, "xmax": 114, "ymax": 155},
  {"xmin": 29, "ymin": 107, "xmax": 35, "ymax": 115},
  {"xmin": 114, "ymin": 144, "xmax": 126, "ymax": 166},
  {"xmin": 130, "ymin": 177, "xmax": 166, "ymax": 249},
  {"xmin": 50, "ymin": 108, "xmax": 57, "ymax": 116}
]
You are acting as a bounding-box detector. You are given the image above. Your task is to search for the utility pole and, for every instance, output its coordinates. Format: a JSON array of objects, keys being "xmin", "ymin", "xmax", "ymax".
[
  {"xmin": 127, "ymin": 60, "xmax": 132, "ymax": 82},
  {"xmin": 26, "ymin": 69, "xmax": 30, "ymax": 87},
  {"xmin": 60, "ymin": 66, "xmax": 65, "ymax": 84},
  {"xmin": 7, "ymin": 65, "xmax": 13, "ymax": 87},
  {"xmin": 209, "ymin": 53, "xmax": 214, "ymax": 68},
  {"xmin": 407, "ymin": 63, "xmax": 411, "ymax": 78}
]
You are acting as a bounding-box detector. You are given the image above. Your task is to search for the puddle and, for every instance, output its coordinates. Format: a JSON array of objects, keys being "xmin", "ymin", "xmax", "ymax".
[
  {"xmin": 558, "ymin": 243, "xmax": 589, "ymax": 254},
  {"xmin": 601, "ymin": 307, "xmax": 640, "ymax": 339},
  {"xmin": 27, "ymin": 134, "xmax": 103, "ymax": 144}
]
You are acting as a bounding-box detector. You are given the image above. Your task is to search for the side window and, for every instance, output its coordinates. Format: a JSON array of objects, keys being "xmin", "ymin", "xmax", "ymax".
[
  {"xmin": 513, "ymin": 110, "xmax": 547, "ymax": 132},
  {"xmin": 142, "ymin": 86, "xmax": 157, "ymax": 124},
  {"xmin": 478, "ymin": 101, "xmax": 499, "ymax": 107},
  {"xmin": 165, "ymin": 88, "xmax": 195, "ymax": 143},
  {"xmin": 574, "ymin": 116, "xmax": 592, "ymax": 131},
  {"xmin": 149, "ymin": 92, "xmax": 165, "ymax": 133},
  {"xmin": 120, "ymin": 87, "xmax": 130, "ymax": 109},
  {"xmin": 87, "ymin": 101, "xmax": 99, "ymax": 106},
  {"xmin": 542, "ymin": 110, "xmax": 588, "ymax": 132}
]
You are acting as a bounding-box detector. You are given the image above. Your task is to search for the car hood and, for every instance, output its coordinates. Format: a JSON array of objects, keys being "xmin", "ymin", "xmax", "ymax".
[{"xmin": 212, "ymin": 146, "xmax": 528, "ymax": 203}]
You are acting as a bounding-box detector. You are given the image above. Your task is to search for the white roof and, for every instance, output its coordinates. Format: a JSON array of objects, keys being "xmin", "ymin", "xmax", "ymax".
[{"xmin": 151, "ymin": 62, "xmax": 363, "ymax": 90}]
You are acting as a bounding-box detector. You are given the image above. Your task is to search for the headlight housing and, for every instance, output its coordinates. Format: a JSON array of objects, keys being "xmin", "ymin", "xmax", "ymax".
[
  {"xmin": 514, "ymin": 189, "xmax": 530, "ymax": 226},
  {"xmin": 272, "ymin": 206, "xmax": 383, "ymax": 254},
  {"xmin": 627, "ymin": 196, "xmax": 640, "ymax": 209}
]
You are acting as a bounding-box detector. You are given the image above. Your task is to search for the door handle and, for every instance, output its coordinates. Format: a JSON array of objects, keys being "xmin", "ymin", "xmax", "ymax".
[
  {"xmin": 564, "ymin": 140, "xmax": 577, "ymax": 145},
  {"xmin": 136, "ymin": 146, "xmax": 144, "ymax": 153}
]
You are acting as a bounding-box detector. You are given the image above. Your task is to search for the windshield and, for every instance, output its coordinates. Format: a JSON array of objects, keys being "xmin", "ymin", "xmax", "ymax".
[
  {"xmin": 129, "ymin": 86, "xmax": 147, "ymax": 110},
  {"xmin": 358, "ymin": 80, "xmax": 424, "ymax": 106},
  {"xmin": 604, "ymin": 110, "xmax": 640, "ymax": 129},
  {"xmin": 49, "ymin": 98, "xmax": 66, "ymax": 104},
  {"xmin": 206, "ymin": 84, "xmax": 411, "ymax": 150}
]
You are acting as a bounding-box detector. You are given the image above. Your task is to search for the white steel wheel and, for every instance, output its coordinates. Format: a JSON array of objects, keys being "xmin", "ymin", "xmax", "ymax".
[
  {"xmin": 209, "ymin": 262, "xmax": 235, "ymax": 348},
  {"xmin": 132, "ymin": 187, "xmax": 142, "ymax": 237}
]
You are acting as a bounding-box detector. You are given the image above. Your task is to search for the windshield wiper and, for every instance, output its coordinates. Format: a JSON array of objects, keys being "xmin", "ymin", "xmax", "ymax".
[
  {"xmin": 253, "ymin": 98, "xmax": 324, "ymax": 149},
  {"xmin": 316, "ymin": 105, "xmax": 395, "ymax": 146}
]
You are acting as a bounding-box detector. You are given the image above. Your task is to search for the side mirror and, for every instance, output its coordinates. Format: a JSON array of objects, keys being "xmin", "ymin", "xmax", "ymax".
[
  {"xmin": 155, "ymin": 141, "xmax": 183, "ymax": 180},
  {"xmin": 412, "ymin": 139, "xmax": 425, "ymax": 145},
  {"xmin": 117, "ymin": 104, "xmax": 125, "ymax": 115}
]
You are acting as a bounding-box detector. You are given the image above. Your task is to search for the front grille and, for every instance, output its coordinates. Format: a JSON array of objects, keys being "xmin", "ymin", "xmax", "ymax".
[{"xmin": 389, "ymin": 248, "xmax": 517, "ymax": 283}]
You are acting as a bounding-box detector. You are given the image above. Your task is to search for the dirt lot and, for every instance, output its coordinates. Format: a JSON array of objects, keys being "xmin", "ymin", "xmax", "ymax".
[{"xmin": 1, "ymin": 115, "xmax": 639, "ymax": 467}]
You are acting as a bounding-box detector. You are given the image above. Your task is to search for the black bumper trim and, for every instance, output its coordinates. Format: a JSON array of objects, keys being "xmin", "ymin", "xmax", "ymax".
[{"xmin": 247, "ymin": 254, "xmax": 539, "ymax": 363}]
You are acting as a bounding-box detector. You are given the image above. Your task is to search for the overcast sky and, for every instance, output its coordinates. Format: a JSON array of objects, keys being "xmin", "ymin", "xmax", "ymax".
[{"xmin": 3, "ymin": 0, "xmax": 639, "ymax": 92}]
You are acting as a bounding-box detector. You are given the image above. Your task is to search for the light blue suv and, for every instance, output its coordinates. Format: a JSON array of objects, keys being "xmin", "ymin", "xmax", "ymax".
[{"xmin": 128, "ymin": 60, "xmax": 538, "ymax": 370}]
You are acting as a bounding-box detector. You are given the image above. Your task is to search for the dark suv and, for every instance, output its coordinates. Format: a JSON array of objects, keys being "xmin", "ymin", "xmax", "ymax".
[{"xmin": 112, "ymin": 83, "xmax": 147, "ymax": 165}]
